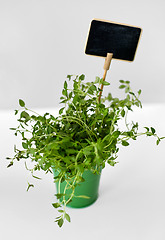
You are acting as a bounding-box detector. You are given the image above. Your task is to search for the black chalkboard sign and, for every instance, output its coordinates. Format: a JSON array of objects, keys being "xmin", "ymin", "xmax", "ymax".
[{"xmin": 85, "ymin": 19, "xmax": 142, "ymax": 61}]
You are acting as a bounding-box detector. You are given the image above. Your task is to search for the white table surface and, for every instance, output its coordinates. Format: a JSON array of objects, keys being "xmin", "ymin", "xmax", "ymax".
[{"xmin": 1, "ymin": 104, "xmax": 165, "ymax": 240}]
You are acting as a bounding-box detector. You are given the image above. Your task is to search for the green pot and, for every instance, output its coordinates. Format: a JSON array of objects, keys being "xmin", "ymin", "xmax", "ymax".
[{"xmin": 52, "ymin": 168, "xmax": 102, "ymax": 208}]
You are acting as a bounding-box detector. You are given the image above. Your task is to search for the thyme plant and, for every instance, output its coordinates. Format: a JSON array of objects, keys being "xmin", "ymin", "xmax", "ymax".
[{"xmin": 7, "ymin": 74, "xmax": 164, "ymax": 227}]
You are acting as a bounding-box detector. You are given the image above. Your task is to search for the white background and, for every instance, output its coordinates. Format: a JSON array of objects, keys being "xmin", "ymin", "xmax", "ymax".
[{"xmin": 0, "ymin": 0, "xmax": 165, "ymax": 110}]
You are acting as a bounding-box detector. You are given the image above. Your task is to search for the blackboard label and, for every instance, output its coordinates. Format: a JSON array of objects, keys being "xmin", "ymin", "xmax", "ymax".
[{"xmin": 85, "ymin": 19, "xmax": 142, "ymax": 61}]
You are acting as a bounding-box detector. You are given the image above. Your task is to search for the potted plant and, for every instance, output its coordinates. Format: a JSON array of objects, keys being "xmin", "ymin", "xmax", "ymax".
[{"xmin": 7, "ymin": 74, "xmax": 164, "ymax": 227}]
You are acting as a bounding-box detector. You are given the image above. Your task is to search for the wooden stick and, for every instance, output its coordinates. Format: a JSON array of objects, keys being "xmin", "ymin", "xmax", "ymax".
[{"xmin": 98, "ymin": 53, "xmax": 113, "ymax": 103}]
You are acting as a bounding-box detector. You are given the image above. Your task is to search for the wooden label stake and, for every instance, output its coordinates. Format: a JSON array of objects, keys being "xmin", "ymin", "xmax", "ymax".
[{"xmin": 98, "ymin": 53, "xmax": 113, "ymax": 103}]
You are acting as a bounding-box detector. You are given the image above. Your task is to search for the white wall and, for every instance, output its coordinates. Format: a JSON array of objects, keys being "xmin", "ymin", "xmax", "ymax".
[{"xmin": 0, "ymin": 0, "xmax": 165, "ymax": 109}]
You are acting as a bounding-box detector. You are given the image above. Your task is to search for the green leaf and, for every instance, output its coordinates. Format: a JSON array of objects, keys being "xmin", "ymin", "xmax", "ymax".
[
  {"xmin": 62, "ymin": 89, "xmax": 67, "ymax": 97},
  {"xmin": 157, "ymin": 137, "xmax": 165, "ymax": 145},
  {"xmin": 26, "ymin": 183, "xmax": 34, "ymax": 191},
  {"xmin": 146, "ymin": 132, "xmax": 152, "ymax": 136},
  {"xmin": 113, "ymin": 98, "xmax": 119, "ymax": 103},
  {"xmin": 73, "ymin": 81, "xmax": 78, "ymax": 90},
  {"xmin": 7, "ymin": 161, "xmax": 13, "ymax": 168},
  {"xmin": 65, "ymin": 213, "xmax": 71, "ymax": 222},
  {"xmin": 125, "ymin": 80, "xmax": 130, "ymax": 84},
  {"xmin": 20, "ymin": 111, "xmax": 30, "ymax": 120},
  {"xmin": 64, "ymin": 81, "xmax": 67, "ymax": 89},
  {"xmin": 138, "ymin": 89, "xmax": 142, "ymax": 95},
  {"xmin": 108, "ymin": 158, "xmax": 117, "ymax": 166},
  {"xmin": 73, "ymin": 94, "xmax": 79, "ymax": 105},
  {"xmin": 79, "ymin": 74, "xmax": 85, "ymax": 80},
  {"xmin": 59, "ymin": 107, "xmax": 65, "ymax": 115},
  {"xmin": 15, "ymin": 110, "xmax": 18, "ymax": 115},
  {"xmin": 52, "ymin": 203, "xmax": 61, "ymax": 208},
  {"xmin": 77, "ymin": 176, "xmax": 85, "ymax": 182},
  {"xmin": 134, "ymin": 102, "xmax": 139, "ymax": 107},
  {"xmin": 58, "ymin": 218, "xmax": 64, "ymax": 227},
  {"xmin": 76, "ymin": 164, "xmax": 84, "ymax": 173},
  {"xmin": 121, "ymin": 109, "xmax": 125, "ymax": 117},
  {"xmin": 102, "ymin": 81, "xmax": 110, "ymax": 86},
  {"xmin": 67, "ymin": 75, "xmax": 72, "ymax": 80},
  {"xmin": 151, "ymin": 127, "xmax": 156, "ymax": 134},
  {"xmin": 113, "ymin": 130, "xmax": 121, "ymax": 138},
  {"xmin": 62, "ymin": 137, "xmax": 70, "ymax": 143},
  {"xmin": 32, "ymin": 174, "xmax": 42, "ymax": 180},
  {"xmin": 69, "ymin": 92, "xmax": 72, "ymax": 99},
  {"xmin": 66, "ymin": 149, "xmax": 77, "ymax": 154},
  {"xmin": 95, "ymin": 76, "xmax": 100, "ymax": 83},
  {"xmin": 144, "ymin": 127, "xmax": 149, "ymax": 132},
  {"xmin": 107, "ymin": 93, "xmax": 112, "ymax": 101},
  {"xmin": 119, "ymin": 80, "xmax": 125, "ymax": 83},
  {"xmin": 89, "ymin": 84, "xmax": 97, "ymax": 91},
  {"xmin": 22, "ymin": 142, "xmax": 28, "ymax": 149},
  {"xmin": 160, "ymin": 137, "xmax": 165, "ymax": 140},
  {"xmin": 156, "ymin": 139, "xmax": 160, "ymax": 145},
  {"xmin": 29, "ymin": 148, "xmax": 35, "ymax": 155},
  {"xmin": 119, "ymin": 85, "xmax": 126, "ymax": 89},
  {"xmin": 58, "ymin": 210, "xmax": 64, "ymax": 213},
  {"xmin": 55, "ymin": 193, "xmax": 66, "ymax": 199},
  {"xmin": 87, "ymin": 87, "xmax": 94, "ymax": 95},
  {"xmin": 125, "ymin": 87, "xmax": 130, "ymax": 93},
  {"xmin": 19, "ymin": 99, "xmax": 25, "ymax": 107},
  {"xmin": 83, "ymin": 146, "xmax": 93, "ymax": 155},
  {"xmin": 122, "ymin": 140, "xmax": 129, "ymax": 146}
]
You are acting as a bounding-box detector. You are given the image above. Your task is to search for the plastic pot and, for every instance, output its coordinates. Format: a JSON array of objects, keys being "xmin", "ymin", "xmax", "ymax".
[{"xmin": 52, "ymin": 168, "xmax": 102, "ymax": 208}]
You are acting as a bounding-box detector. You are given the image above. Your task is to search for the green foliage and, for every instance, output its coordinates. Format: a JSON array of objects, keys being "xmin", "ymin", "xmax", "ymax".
[
  {"xmin": 7, "ymin": 74, "xmax": 163, "ymax": 227},
  {"xmin": 19, "ymin": 99, "xmax": 25, "ymax": 107}
]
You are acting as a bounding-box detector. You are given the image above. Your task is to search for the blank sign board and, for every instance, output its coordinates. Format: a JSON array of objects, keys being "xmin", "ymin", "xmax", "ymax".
[{"xmin": 85, "ymin": 19, "xmax": 142, "ymax": 61}]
